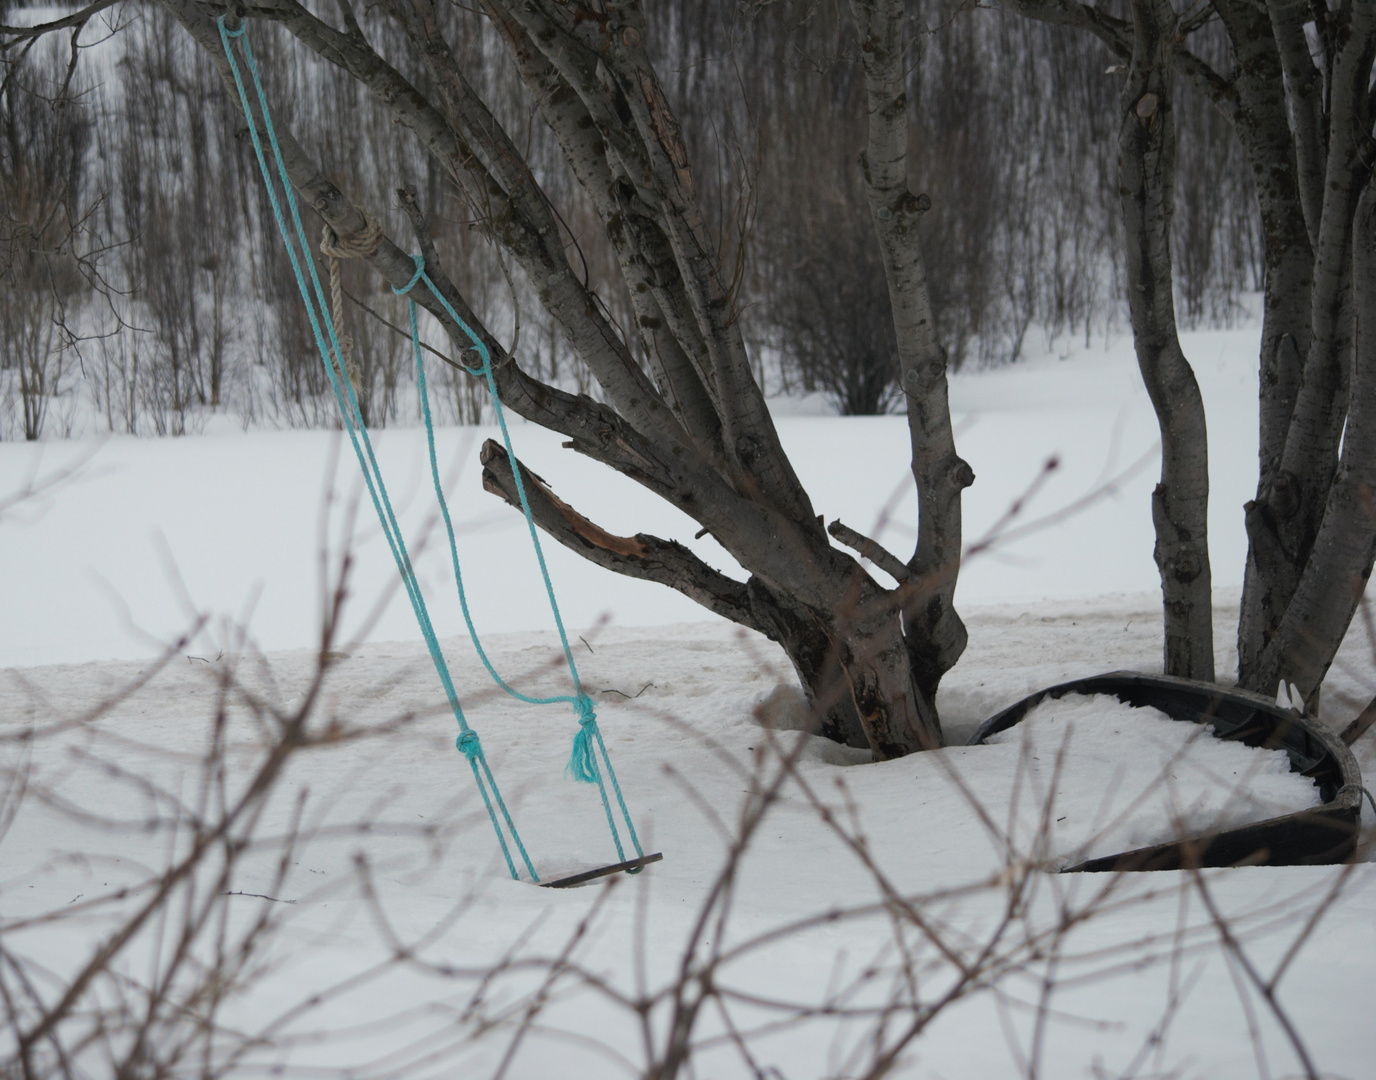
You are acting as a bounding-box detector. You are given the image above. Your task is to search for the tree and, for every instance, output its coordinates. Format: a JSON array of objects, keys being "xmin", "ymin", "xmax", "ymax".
[
  {"xmin": 1, "ymin": 0, "xmax": 970, "ymax": 757},
  {"xmin": 0, "ymin": 38, "xmax": 93, "ymax": 440},
  {"xmin": 1009, "ymin": 0, "xmax": 1376, "ymax": 711},
  {"xmin": 8, "ymin": 0, "xmax": 1372, "ymax": 753}
]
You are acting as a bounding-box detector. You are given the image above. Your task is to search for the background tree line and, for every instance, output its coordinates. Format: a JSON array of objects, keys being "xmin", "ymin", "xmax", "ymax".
[{"xmin": 0, "ymin": 0, "xmax": 1261, "ymax": 438}]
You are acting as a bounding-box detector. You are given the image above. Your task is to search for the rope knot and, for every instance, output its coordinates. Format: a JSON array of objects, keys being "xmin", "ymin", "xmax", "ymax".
[
  {"xmin": 575, "ymin": 694, "xmax": 597, "ymax": 726},
  {"xmin": 456, "ymin": 729, "xmax": 482, "ymax": 760},
  {"xmin": 319, "ymin": 212, "xmax": 383, "ymax": 397},
  {"xmin": 320, "ymin": 209, "xmax": 384, "ymax": 261}
]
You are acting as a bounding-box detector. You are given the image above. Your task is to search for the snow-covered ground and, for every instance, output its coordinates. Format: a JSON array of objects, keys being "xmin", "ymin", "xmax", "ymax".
[
  {"xmin": 1, "ymin": 325, "xmax": 1253, "ymax": 668},
  {"xmin": 3, "ymin": 323, "xmax": 1375, "ymax": 1077}
]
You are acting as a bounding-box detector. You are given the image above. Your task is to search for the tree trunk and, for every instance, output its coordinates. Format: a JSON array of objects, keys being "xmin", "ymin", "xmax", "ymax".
[
  {"xmin": 1118, "ymin": 0, "xmax": 1214, "ymax": 681},
  {"xmin": 1249, "ymin": 178, "xmax": 1376, "ymax": 700},
  {"xmin": 1204, "ymin": 0, "xmax": 1316, "ymax": 683},
  {"xmin": 848, "ymin": 0, "xmax": 973, "ymax": 707},
  {"xmin": 1236, "ymin": 4, "xmax": 1376, "ymax": 696}
]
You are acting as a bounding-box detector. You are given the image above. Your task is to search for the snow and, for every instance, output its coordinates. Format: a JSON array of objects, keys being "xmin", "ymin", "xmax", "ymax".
[
  {"xmin": 3, "ymin": 320, "xmax": 1376, "ymax": 1078},
  {"xmin": 0, "ymin": 322, "xmax": 1256, "ymax": 669},
  {"xmin": 984, "ymin": 693, "xmax": 1324, "ymax": 864}
]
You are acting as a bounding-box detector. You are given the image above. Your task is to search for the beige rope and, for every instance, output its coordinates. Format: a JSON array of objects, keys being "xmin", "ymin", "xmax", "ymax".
[{"xmin": 319, "ymin": 209, "xmax": 384, "ymax": 397}]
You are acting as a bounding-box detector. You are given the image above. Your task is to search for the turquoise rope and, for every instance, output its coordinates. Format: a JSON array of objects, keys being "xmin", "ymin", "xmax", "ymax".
[
  {"xmin": 217, "ymin": 17, "xmax": 537, "ymax": 883},
  {"xmin": 397, "ymin": 257, "xmax": 645, "ymax": 868}
]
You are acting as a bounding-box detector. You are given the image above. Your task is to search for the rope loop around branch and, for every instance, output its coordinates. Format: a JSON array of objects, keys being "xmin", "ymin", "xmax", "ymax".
[
  {"xmin": 320, "ymin": 208, "xmax": 384, "ymax": 261},
  {"xmin": 393, "ymin": 253, "xmax": 426, "ymax": 296}
]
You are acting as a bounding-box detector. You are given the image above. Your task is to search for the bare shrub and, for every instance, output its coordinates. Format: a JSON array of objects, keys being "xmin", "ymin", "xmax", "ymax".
[
  {"xmin": 3, "ymin": 0, "xmax": 1265, "ymax": 429},
  {"xmin": 0, "ymin": 50, "xmax": 94, "ymax": 440},
  {"xmin": 1, "ymin": 574, "xmax": 1360, "ymax": 1078}
]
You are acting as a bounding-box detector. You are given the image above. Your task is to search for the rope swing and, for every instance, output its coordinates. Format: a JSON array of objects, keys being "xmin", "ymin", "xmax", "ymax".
[{"xmin": 217, "ymin": 16, "xmax": 654, "ymax": 886}]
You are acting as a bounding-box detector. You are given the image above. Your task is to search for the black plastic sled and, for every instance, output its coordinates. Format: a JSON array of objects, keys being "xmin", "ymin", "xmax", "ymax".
[{"xmin": 968, "ymin": 671, "xmax": 1364, "ymax": 873}]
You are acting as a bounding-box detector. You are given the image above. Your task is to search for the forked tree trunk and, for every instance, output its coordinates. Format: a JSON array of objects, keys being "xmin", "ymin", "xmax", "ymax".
[
  {"xmin": 1012, "ymin": 0, "xmax": 1376, "ymax": 710},
  {"xmin": 478, "ymin": 439, "xmax": 942, "ymax": 753}
]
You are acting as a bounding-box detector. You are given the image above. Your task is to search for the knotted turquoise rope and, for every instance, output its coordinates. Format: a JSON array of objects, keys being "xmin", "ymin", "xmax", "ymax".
[
  {"xmin": 397, "ymin": 255, "xmax": 645, "ymax": 869},
  {"xmin": 218, "ymin": 16, "xmax": 537, "ymax": 882}
]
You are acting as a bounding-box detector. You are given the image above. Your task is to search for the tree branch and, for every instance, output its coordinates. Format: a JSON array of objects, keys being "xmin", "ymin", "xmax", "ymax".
[
  {"xmin": 1339, "ymin": 692, "xmax": 1376, "ymax": 747},
  {"xmin": 227, "ymin": 0, "xmax": 693, "ymax": 460},
  {"xmin": 158, "ymin": 0, "xmax": 726, "ymax": 499},
  {"xmin": 494, "ymin": 0, "xmax": 818, "ymax": 526},
  {"xmin": 827, "ymin": 520, "xmax": 909, "ymax": 584},
  {"xmin": 1006, "ymin": 0, "xmax": 1235, "ymax": 125},
  {"xmin": 0, "ymin": 0, "xmax": 119, "ymax": 39},
  {"xmin": 480, "ymin": 2, "xmax": 727, "ymax": 457},
  {"xmin": 1000, "ymin": 0, "xmax": 1132, "ymax": 57},
  {"xmin": 1264, "ymin": 0, "xmax": 1326, "ymax": 248},
  {"xmin": 478, "ymin": 439, "xmax": 770, "ymax": 634}
]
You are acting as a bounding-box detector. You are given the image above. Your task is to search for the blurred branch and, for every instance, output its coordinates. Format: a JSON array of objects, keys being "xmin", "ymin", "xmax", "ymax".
[{"xmin": 0, "ymin": 0, "xmax": 120, "ymax": 40}]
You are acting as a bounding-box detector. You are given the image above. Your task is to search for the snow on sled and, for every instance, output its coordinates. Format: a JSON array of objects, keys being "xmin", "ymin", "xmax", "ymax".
[{"xmin": 968, "ymin": 671, "xmax": 1363, "ymax": 872}]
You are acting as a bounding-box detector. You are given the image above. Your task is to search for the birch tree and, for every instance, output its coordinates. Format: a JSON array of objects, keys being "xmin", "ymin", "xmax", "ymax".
[
  {"xmin": 0, "ymin": 0, "xmax": 973, "ymax": 756},
  {"xmin": 1009, "ymin": 0, "xmax": 1376, "ymax": 711}
]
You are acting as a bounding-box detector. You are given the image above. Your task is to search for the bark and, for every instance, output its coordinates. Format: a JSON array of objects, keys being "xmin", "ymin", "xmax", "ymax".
[
  {"xmin": 1118, "ymin": 0, "xmax": 1214, "ymax": 680},
  {"xmin": 486, "ymin": 0, "xmax": 816, "ymax": 523},
  {"xmin": 1182, "ymin": 0, "xmax": 1316, "ymax": 683},
  {"xmin": 480, "ymin": 2, "xmax": 726, "ymax": 458},
  {"xmin": 1264, "ymin": 0, "xmax": 1326, "ymax": 250}
]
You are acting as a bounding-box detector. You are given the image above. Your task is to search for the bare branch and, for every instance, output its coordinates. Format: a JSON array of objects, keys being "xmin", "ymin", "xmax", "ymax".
[
  {"xmin": 827, "ymin": 519, "xmax": 909, "ymax": 583},
  {"xmin": 1338, "ymin": 694, "xmax": 1376, "ymax": 746},
  {"xmin": 479, "ymin": 438, "xmax": 775, "ymax": 634},
  {"xmin": 0, "ymin": 0, "xmax": 120, "ymax": 40}
]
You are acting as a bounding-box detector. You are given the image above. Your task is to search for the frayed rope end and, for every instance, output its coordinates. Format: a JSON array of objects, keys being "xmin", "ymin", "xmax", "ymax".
[{"xmin": 566, "ymin": 696, "xmax": 600, "ymax": 784}]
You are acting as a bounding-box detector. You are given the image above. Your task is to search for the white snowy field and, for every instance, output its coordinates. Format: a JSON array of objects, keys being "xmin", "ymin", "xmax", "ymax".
[
  {"xmin": 3, "ymin": 322, "xmax": 1376, "ymax": 1078},
  {"xmin": 2, "ymin": 326, "xmax": 1253, "ymax": 669}
]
